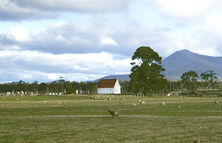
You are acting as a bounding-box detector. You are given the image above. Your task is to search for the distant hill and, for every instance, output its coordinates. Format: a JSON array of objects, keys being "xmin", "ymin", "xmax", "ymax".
[
  {"xmin": 94, "ymin": 74, "xmax": 130, "ymax": 82},
  {"xmin": 162, "ymin": 49, "xmax": 222, "ymax": 80},
  {"xmin": 96, "ymin": 49, "xmax": 222, "ymax": 81}
]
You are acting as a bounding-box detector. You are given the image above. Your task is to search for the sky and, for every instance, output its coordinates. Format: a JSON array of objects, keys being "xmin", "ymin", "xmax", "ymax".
[{"xmin": 1, "ymin": 0, "xmax": 222, "ymax": 83}]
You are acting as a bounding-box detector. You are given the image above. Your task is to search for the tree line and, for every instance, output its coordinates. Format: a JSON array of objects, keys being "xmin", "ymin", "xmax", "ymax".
[
  {"xmin": 120, "ymin": 69, "xmax": 221, "ymax": 95},
  {"xmin": 0, "ymin": 80, "xmax": 91, "ymax": 95}
]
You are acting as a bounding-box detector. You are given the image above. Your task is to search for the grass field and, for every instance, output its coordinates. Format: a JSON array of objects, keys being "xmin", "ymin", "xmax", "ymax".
[{"xmin": 1, "ymin": 95, "xmax": 222, "ymax": 143}]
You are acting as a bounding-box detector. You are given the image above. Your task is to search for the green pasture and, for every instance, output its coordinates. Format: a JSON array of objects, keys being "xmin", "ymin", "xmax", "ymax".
[{"xmin": 0, "ymin": 95, "xmax": 222, "ymax": 143}]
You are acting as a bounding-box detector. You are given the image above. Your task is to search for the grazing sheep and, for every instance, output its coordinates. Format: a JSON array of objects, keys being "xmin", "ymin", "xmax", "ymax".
[
  {"xmin": 137, "ymin": 100, "xmax": 145, "ymax": 104},
  {"xmin": 107, "ymin": 98, "xmax": 112, "ymax": 101},
  {"xmin": 215, "ymin": 101, "xmax": 220, "ymax": 104},
  {"xmin": 137, "ymin": 99, "xmax": 143, "ymax": 104},
  {"xmin": 108, "ymin": 109, "xmax": 119, "ymax": 118},
  {"xmin": 119, "ymin": 101, "xmax": 125, "ymax": 105},
  {"xmin": 161, "ymin": 101, "xmax": 166, "ymax": 106},
  {"xmin": 180, "ymin": 96, "xmax": 185, "ymax": 99},
  {"xmin": 137, "ymin": 99, "xmax": 141, "ymax": 103},
  {"xmin": 192, "ymin": 139, "xmax": 200, "ymax": 143}
]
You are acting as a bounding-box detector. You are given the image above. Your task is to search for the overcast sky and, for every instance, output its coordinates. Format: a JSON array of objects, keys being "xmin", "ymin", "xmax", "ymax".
[{"xmin": 1, "ymin": 0, "xmax": 222, "ymax": 82}]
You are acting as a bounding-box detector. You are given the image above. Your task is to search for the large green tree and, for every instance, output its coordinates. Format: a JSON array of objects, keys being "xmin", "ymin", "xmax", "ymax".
[
  {"xmin": 89, "ymin": 82, "xmax": 98, "ymax": 94},
  {"xmin": 65, "ymin": 81, "xmax": 74, "ymax": 94},
  {"xmin": 200, "ymin": 70, "xmax": 217, "ymax": 89},
  {"xmin": 181, "ymin": 70, "xmax": 199, "ymax": 91},
  {"xmin": 129, "ymin": 46, "xmax": 167, "ymax": 95}
]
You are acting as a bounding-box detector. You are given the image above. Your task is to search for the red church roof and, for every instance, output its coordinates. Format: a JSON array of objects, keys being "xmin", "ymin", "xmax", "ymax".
[{"xmin": 98, "ymin": 79, "xmax": 117, "ymax": 88}]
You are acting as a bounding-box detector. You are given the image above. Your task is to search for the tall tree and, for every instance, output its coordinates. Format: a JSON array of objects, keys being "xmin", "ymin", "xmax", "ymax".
[
  {"xmin": 89, "ymin": 82, "xmax": 98, "ymax": 94},
  {"xmin": 65, "ymin": 81, "xmax": 74, "ymax": 94},
  {"xmin": 181, "ymin": 71, "xmax": 199, "ymax": 91},
  {"xmin": 200, "ymin": 70, "xmax": 217, "ymax": 89},
  {"xmin": 120, "ymin": 81, "xmax": 130, "ymax": 94},
  {"xmin": 38, "ymin": 82, "xmax": 48, "ymax": 94},
  {"xmin": 129, "ymin": 46, "xmax": 167, "ymax": 95}
]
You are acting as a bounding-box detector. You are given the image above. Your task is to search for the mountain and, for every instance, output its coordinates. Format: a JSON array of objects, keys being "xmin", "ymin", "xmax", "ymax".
[
  {"xmin": 94, "ymin": 74, "xmax": 130, "ymax": 82},
  {"xmin": 96, "ymin": 49, "xmax": 222, "ymax": 81},
  {"xmin": 162, "ymin": 49, "xmax": 222, "ymax": 80}
]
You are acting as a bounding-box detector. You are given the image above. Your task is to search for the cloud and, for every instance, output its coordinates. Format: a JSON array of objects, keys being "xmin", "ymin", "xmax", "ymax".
[
  {"xmin": 0, "ymin": 50, "xmax": 131, "ymax": 82},
  {"xmin": 100, "ymin": 37, "xmax": 119, "ymax": 46},
  {"xmin": 0, "ymin": 0, "xmax": 57, "ymax": 21},
  {"xmin": 153, "ymin": 0, "xmax": 216, "ymax": 19},
  {"xmin": 0, "ymin": 0, "xmax": 129, "ymax": 21},
  {"xmin": 0, "ymin": 69, "xmax": 103, "ymax": 82},
  {"xmin": 1, "ymin": 0, "xmax": 221, "ymax": 57},
  {"xmin": 150, "ymin": 0, "xmax": 222, "ymax": 30},
  {"xmin": 2, "ymin": 19, "xmax": 222, "ymax": 58},
  {"xmin": 143, "ymin": 0, "xmax": 222, "ymax": 56},
  {"xmin": 1, "ymin": 26, "xmax": 30, "ymax": 42},
  {"xmin": 0, "ymin": 23, "xmax": 125, "ymax": 54},
  {"xmin": 14, "ymin": 0, "xmax": 128, "ymax": 12},
  {"xmin": 0, "ymin": 22, "xmax": 179, "ymax": 57}
]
